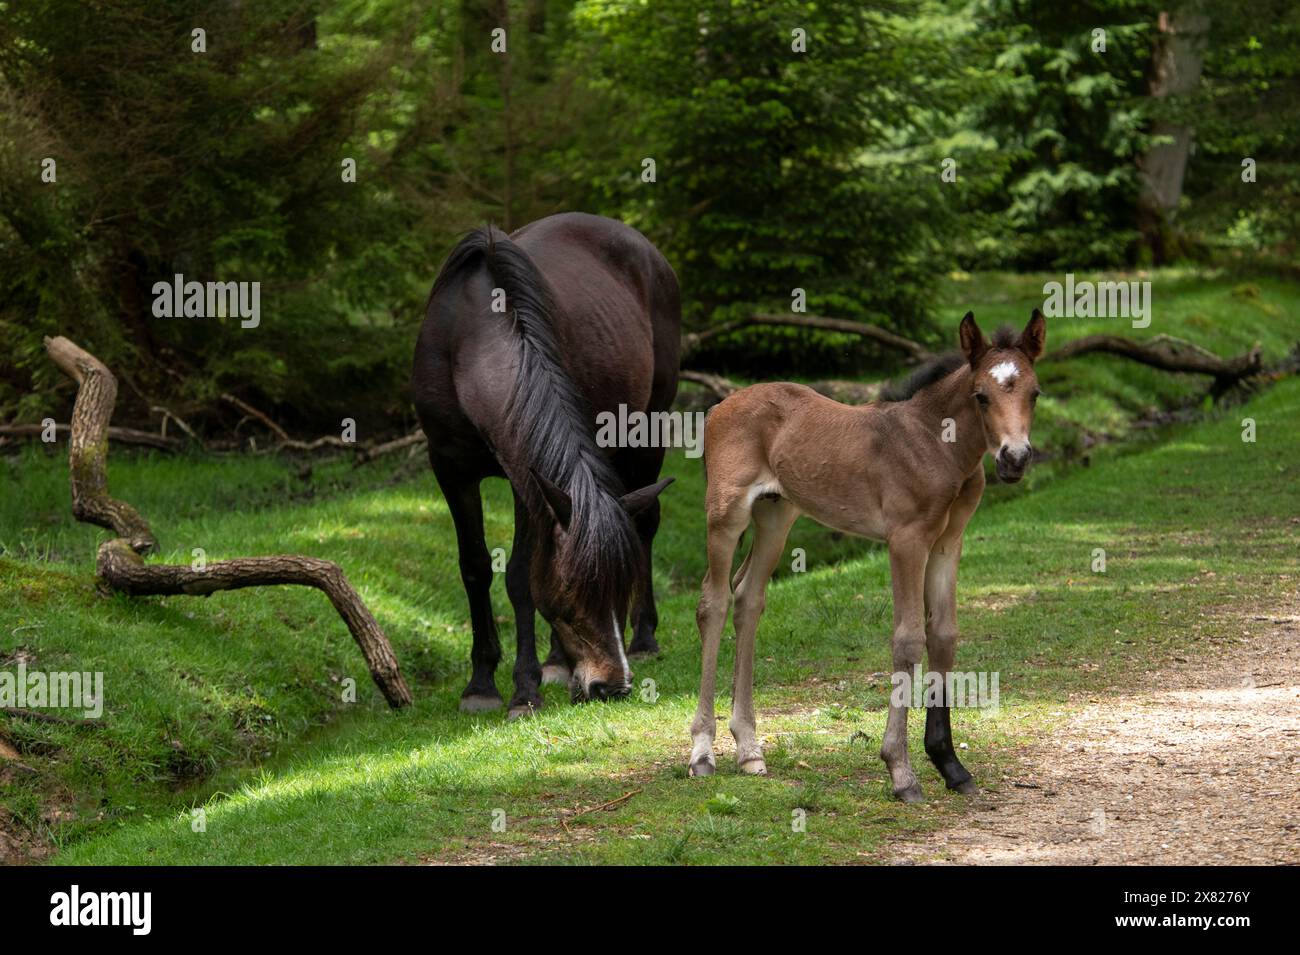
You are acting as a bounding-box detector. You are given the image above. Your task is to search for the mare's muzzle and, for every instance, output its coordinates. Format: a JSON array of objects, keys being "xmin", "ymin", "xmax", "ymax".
[{"xmin": 572, "ymin": 678, "xmax": 632, "ymax": 703}]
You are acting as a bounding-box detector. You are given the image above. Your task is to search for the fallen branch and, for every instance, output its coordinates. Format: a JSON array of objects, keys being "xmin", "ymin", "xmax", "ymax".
[
  {"xmin": 220, "ymin": 392, "xmax": 290, "ymax": 444},
  {"xmin": 353, "ymin": 428, "xmax": 426, "ymax": 466},
  {"xmin": 150, "ymin": 405, "xmax": 201, "ymax": 446},
  {"xmin": 570, "ymin": 788, "xmax": 642, "ymax": 819},
  {"xmin": 1, "ymin": 707, "xmax": 102, "ymax": 728},
  {"xmin": 43, "ymin": 336, "xmax": 412, "ymax": 709},
  {"xmin": 683, "ymin": 313, "xmax": 934, "ymax": 363},
  {"xmin": 1042, "ymin": 334, "xmax": 1262, "ymax": 392},
  {"xmin": 679, "ymin": 369, "xmax": 739, "ymax": 400},
  {"xmin": 0, "ymin": 423, "xmax": 181, "ymax": 452}
]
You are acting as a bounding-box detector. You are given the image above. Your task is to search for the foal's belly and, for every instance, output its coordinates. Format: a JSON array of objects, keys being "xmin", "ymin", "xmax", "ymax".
[
  {"xmin": 767, "ymin": 469, "xmax": 888, "ymax": 540},
  {"xmin": 796, "ymin": 496, "xmax": 889, "ymax": 542}
]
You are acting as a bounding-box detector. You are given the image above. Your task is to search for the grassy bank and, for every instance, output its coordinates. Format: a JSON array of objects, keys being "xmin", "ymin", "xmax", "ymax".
[{"xmin": 0, "ymin": 270, "xmax": 1296, "ymax": 864}]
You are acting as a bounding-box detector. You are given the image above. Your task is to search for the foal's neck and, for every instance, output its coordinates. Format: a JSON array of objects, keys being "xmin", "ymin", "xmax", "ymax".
[{"xmin": 915, "ymin": 363, "xmax": 987, "ymax": 478}]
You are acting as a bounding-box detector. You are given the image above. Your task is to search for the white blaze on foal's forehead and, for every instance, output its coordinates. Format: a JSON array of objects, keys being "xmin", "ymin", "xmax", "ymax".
[{"xmin": 989, "ymin": 360, "xmax": 1019, "ymax": 386}]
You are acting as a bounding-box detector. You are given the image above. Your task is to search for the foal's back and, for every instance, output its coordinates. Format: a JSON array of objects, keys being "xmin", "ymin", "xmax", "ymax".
[{"xmin": 702, "ymin": 381, "xmax": 957, "ymax": 542}]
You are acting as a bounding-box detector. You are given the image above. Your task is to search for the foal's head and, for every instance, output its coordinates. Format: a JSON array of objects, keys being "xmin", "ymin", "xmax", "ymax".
[
  {"xmin": 959, "ymin": 309, "xmax": 1047, "ymax": 483},
  {"xmin": 528, "ymin": 471, "xmax": 673, "ymax": 701}
]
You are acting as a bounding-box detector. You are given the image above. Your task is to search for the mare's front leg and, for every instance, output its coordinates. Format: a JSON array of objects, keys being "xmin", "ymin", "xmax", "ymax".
[
  {"xmin": 436, "ymin": 468, "xmax": 503, "ymax": 712},
  {"xmin": 505, "ymin": 489, "xmax": 544, "ymax": 719},
  {"xmin": 619, "ymin": 447, "xmax": 667, "ymax": 658},
  {"xmin": 882, "ymin": 530, "xmax": 932, "ymax": 802}
]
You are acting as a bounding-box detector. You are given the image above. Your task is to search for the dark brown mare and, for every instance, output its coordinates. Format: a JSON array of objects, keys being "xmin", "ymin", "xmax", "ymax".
[{"xmin": 412, "ymin": 213, "xmax": 680, "ymax": 718}]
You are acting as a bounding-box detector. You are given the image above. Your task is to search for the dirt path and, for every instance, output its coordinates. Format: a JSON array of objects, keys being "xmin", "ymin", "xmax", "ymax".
[{"xmin": 888, "ymin": 596, "xmax": 1300, "ymax": 864}]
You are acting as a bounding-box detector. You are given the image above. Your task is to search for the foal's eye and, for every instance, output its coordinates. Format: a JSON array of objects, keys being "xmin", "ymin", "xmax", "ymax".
[
  {"xmin": 974, "ymin": 393, "xmax": 989, "ymax": 408},
  {"xmin": 1031, "ymin": 390, "xmax": 1041, "ymax": 405}
]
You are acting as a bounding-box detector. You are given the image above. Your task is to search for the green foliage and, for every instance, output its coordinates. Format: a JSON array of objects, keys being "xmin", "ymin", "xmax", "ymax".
[
  {"xmin": 956, "ymin": 0, "xmax": 1160, "ymax": 268},
  {"xmin": 572, "ymin": 0, "xmax": 958, "ymax": 333},
  {"xmin": 1, "ymin": 1, "xmax": 1296, "ymax": 430},
  {"xmin": 1174, "ymin": 0, "xmax": 1300, "ymax": 264}
]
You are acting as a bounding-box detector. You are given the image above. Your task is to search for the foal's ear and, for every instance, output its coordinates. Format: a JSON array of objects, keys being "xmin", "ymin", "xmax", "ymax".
[
  {"xmin": 620, "ymin": 476, "xmax": 674, "ymax": 518},
  {"xmin": 958, "ymin": 311, "xmax": 987, "ymax": 367},
  {"xmin": 1017, "ymin": 308, "xmax": 1047, "ymax": 362},
  {"xmin": 529, "ymin": 469, "xmax": 572, "ymax": 531}
]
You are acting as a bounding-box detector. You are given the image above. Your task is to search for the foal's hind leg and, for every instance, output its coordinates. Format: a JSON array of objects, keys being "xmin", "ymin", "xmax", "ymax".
[
  {"xmin": 729, "ymin": 498, "xmax": 797, "ymax": 775},
  {"xmin": 688, "ymin": 498, "xmax": 749, "ymax": 777}
]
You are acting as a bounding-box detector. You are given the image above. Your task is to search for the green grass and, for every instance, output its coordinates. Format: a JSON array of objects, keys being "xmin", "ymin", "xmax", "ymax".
[{"xmin": 0, "ymin": 269, "xmax": 1297, "ymax": 865}]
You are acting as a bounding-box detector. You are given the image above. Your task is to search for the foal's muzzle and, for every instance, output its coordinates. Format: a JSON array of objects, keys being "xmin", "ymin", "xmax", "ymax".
[{"xmin": 996, "ymin": 444, "xmax": 1032, "ymax": 483}]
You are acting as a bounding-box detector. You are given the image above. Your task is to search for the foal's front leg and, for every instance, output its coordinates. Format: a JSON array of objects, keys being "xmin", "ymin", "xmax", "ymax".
[
  {"xmin": 923, "ymin": 493, "xmax": 980, "ymax": 793},
  {"xmin": 882, "ymin": 533, "xmax": 931, "ymax": 802}
]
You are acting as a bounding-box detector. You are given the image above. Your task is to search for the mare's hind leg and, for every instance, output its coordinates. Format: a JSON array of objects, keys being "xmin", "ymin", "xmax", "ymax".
[
  {"xmin": 505, "ymin": 489, "xmax": 544, "ymax": 719},
  {"xmin": 435, "ymin": 467, "xmax": 503, "ymax": 712},
  {"xmin": 882, "ymin": 530, "xmax": 932, "ymax": 802},
  {"xmin": 923, "ymin": 473, "xmax": 983, "ymax": 793},
  {"xmin": 729, "ymin": 497, "xmax": 797, "ymax": 775},
  {"xmin": 688, "ymin": 496, "xmax": 749, "ymax": 776}
]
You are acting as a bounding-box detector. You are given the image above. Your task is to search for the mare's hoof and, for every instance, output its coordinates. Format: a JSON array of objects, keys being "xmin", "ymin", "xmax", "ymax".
[
  {"xmin": 738, "ymin": 757, "xmax": 768, "ymax": 776},
  {"xmin": 507, "ymin": 701, "xmax": 541, "ymax": 721},
  {"xmin": 626, "ymin": 639, "xmax": 660, "ymax": 661},
  {"xmin": 688, "ymin": 758, "xmax": 716, "ymax": 777},
  {"xmin": 894, "ymin": 782, "xmax": 926, "ymax": 804},
  {"xmin": 949, "ymin": 778, "xmax": 978, "ymax": 795},
  {"xmin": 540, "ymin": 664, "xmax": 571, "ymax": 686},
  {"xmin": 459, "ymin": 694, "xmax": 503, "ymax": 713}
]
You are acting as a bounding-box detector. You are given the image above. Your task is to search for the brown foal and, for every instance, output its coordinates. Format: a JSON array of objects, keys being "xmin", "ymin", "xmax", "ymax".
[{"xmin": 688, "ymin": 310, "xmax": 1046, "ymax": 802}]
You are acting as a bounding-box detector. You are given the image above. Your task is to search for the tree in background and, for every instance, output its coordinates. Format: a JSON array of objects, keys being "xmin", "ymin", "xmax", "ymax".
[
  {"xmin": 1172, "ymin": 0, "xmax": 1300, "ymax": 267},
  {"xmin": 959, "ymin": 0, "xmax": 1159, "ymax": 269},
  {"xmin": 572, "ymin": 0, "xmax": 958, "ymax": 348}
]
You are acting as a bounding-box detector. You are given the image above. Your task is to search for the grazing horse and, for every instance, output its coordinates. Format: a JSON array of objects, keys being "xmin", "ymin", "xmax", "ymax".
[
  {"xmin": 688, "ymin": 310, "xmax": 1045, "ymax": 801},
  {"xmin": 412, "ymin": 213, "xmax": 680, "ymax": 717}
]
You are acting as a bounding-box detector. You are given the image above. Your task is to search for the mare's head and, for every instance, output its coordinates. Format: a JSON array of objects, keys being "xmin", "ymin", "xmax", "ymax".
[
  {"xmin": 959, "ymin": 309, "xmax": 1047, "ymax": 484},
  {"xmin": 528, "ymin": 471, "xmax": 673, "ymax": 701}
]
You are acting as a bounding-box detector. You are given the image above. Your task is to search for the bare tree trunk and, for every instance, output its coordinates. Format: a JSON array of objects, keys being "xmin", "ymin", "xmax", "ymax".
[
  {"xmin": 1139, "ymin": 9, "xmax": 1211, "ymax": 261},
  {"xmin": 43, "ymin": 336, "xmax": 413, "ymax": 709}
]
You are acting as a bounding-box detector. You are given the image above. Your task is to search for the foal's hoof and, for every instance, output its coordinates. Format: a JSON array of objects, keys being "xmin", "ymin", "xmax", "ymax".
[
  {"xmin": 688, "ymin": 757, "xmax": 716, "ymax": 777},
  {"xmin": 507, "ymin": 701, "xmax": 541, "ymax": 721},
  {"xmin": 540, "ymin": 664, "xmax": 571, "ymax": 686},
  {"xmin": 738, "ymin": 757, "xmax": 768, "ymax": 776},
  {"xmin": 949, "ymin": 778, "xmax": 978, "ymax": 796},
  {"xmin": 459, "ymin": 694, "xmax": 503, "ymax": 713},
  {"xmin": 894, "ymin": 782, "xmax": 926, "ymax": 804}
]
